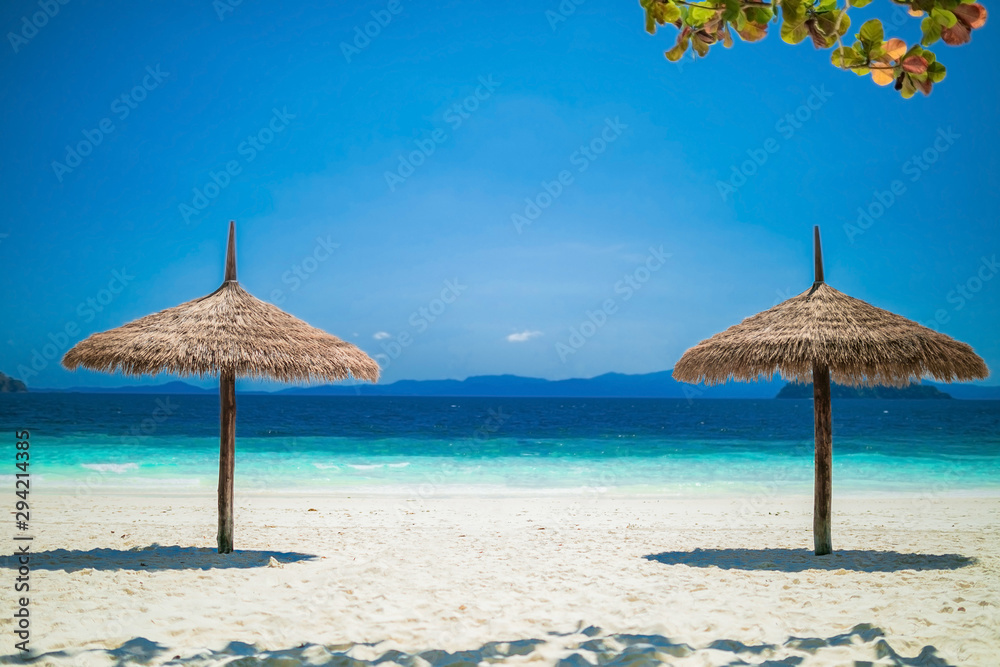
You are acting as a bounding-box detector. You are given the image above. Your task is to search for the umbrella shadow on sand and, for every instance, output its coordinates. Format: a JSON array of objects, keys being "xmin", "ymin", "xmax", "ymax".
[
  {"xmin": 1, "ymin": 544, "xmax": 317, "ymax": 572},
  {"xmin": 643, "ymin": 548, "xmax": 976, "ymax": 572}
]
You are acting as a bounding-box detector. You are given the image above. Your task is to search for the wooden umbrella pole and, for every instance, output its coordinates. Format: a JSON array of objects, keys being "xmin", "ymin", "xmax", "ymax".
[
  {"xmin": 813, "ymin": 225, "xmax": 824, "ymax": 284},
  {"xmin": 811, "ymin": 225, "xmax": 832, "ymax": 555},
  {"xmin": 812, "ymin": 363, "xmax": 833, "ymax": 555},
  {"xmin": 217, "ymin": 221, "xmax": 239, "ymax": 554},
  {"xmin": 217, "ymin": 369, "xmax": 236, "ymax": 554}
]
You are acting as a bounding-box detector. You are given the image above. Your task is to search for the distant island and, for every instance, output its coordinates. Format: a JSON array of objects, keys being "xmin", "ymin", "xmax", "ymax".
[
  {"xmin": 0, "ymin": 372, "xmax": 28, "ymax": 393},
  {"xmin": 775, "ymin": 382, "xmax": 952, "ymax": 400}
]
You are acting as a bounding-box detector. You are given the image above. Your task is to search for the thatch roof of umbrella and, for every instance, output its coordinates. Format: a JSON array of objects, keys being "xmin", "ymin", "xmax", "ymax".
[
  {"xmin": 673, "ymin": 226, "xmax": 988, "ymax": 555},
  {"xmin": 62, "ymin": 272, "xmax": 380, "ymax": 383},
  {"xmin": 673, "ymin": 281, "xmax": 987, "ymax": 388},
  {"xmin": 63, "ymin": 222, "xmax": 379, "ymax": 553}
]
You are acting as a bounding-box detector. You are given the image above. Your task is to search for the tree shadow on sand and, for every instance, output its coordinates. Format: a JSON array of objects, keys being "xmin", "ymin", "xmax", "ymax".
[
  {"xmin": 0, "ymin": 544, "xmax": 317, "ymax": 572},
  {"xmin": 3, "ymin": 623, "xmax": 958, "ymax": 666},
  {"xmin": 644, "ymin": 548, "xmax": 975, "ymax": 572}
]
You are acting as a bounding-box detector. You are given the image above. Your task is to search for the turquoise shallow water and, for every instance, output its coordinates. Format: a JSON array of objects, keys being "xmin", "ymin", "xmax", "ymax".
[{"xmin": 3, "ymin": 394, "xmax": 999, "ymax": 495}]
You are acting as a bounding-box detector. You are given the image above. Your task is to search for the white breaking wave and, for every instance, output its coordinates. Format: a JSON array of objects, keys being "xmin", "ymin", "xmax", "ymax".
[
  {"xmin": 346, "ymin": 462, "xmax": 411, "ymax": 471},
  {"xmin": 81, "ymin": 463, "xmax": 139, "ymax": 474}
]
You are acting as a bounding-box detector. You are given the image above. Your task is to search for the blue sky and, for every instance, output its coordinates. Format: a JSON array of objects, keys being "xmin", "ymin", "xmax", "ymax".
[{"xmin": 1, "ymin": 0, "xmax": 997, "ymax": 389}]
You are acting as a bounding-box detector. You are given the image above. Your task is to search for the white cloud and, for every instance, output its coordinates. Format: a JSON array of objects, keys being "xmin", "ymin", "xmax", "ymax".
[
  {"xmin": 507, "ymin": 330, "xmax": 543, "ymax": 343},
  {"xmin": 373, "ymin": 331, "xmax": 392, "ymax": 340}
]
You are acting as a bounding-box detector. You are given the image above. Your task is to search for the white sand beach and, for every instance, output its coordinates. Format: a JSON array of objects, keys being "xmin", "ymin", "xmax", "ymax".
[{"xmin": 4, "ymin": 491, "xmax": 999, "ymax": 666}]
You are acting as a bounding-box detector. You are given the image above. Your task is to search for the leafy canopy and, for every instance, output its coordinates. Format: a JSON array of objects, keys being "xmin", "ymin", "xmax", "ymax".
[{"xmin": 640, "ymin": 0, "xmax": 988, "ymax": 97}]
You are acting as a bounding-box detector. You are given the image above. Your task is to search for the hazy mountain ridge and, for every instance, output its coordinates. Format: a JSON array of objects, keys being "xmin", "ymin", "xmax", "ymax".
[{"xmin": 20, "ymin": 370, "xmax": 1000, "ymax": 399}]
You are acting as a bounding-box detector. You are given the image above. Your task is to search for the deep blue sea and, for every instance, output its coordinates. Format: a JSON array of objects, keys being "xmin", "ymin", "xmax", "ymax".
[{"xmin": 1, "ymin": 394, "xmax": 999, "ymax": 496}]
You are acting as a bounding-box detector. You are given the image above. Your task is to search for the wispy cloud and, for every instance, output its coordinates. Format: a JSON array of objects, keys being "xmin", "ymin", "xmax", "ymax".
[
  {"xmin": 373, "ymin": 331, "xmax": 392, "ymax": 340},
  {"xmin": 507, "ymin": 330, "xmax": 542, "ymax": 343}
]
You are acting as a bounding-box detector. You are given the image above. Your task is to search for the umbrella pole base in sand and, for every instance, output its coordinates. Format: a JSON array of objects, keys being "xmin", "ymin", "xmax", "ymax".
[
  {"xmin": 812, "ymin": 363, "xmax": 833, "ymax": 555},
  {"xmin": 217, "ymin": 370, "xmax": 236, "ymax": 554}
]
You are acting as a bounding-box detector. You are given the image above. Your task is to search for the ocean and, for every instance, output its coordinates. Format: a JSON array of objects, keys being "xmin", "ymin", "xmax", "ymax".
[{"xmin": 2, "ymin": 394, "xmax": 999, "ymax": 497}]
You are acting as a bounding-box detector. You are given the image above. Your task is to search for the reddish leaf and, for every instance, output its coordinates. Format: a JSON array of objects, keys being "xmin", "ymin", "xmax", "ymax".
[
  {"xmin": 941, "ymin": 23, "xmax": 971, "ymax": 45},
  {"xmin": 954, "ymin": 3, "xmax": 987, "ymax": 29},
  {"xmin": 734, "ymin": 22, "xmax": 767, "ymax": 42},
  {"xmin": 807, "ymin": 21, "xmax": 827, "ymax": 48},
  {"xmin": 902, "ymin": 55, "xmax": 928, "ymax": 74}
]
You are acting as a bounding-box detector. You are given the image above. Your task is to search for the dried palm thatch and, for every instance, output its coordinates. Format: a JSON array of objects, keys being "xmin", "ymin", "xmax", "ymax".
[
  {"xmin": 62, "ymin": 221, "xmax": 379, "ymax": 554},
  {"xmin": 673, "ymin": 226, "xmax": 988, "ymax": 556},
  {"xmin": 672, "ymin": 281, "xmax": 987, "ymax": 388},
  {"xmin": 62, "ymin": 279, "xmax": 380, "ymax": 383}
]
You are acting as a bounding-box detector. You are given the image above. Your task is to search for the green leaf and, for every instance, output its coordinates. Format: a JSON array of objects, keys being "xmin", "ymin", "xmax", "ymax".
[
  {"xmin": 721, "ymin": 0, "xmax": 740, "ymax": 22},
  {"xmin": 745, "ymin": 7, "xmax": 772, "ymax": 24},
  {"xmin": 851, "ymin": 0, "xmax": 873, "ymax": 6},
  {"xmin": 921, "ymin": 17, "xmax": 942, "ymax": 46},
  {"xmin": 812, "ymin": 10, "xmax": 850, "ymax": 40},
  {"xmin": 835, "ymin": 12, "xmax": 852, "ymax": 37},
  {"xmin": 927, "ymin": 60, "xmax": 947, "ymax": 83},
  {"xmin": 782, "ymin": 0, "xmax": 807, "ymax": 22},
  {"xmin": 781, "ymin": 20, "xmax": 809, "ymax": 44},
  {"xmin": 661, "ymin": 1, "xmax": 682, "ymax": 23},
  {"xmin": 858, "ymin": 19, "xmax": 884, "ymax": 47},
  {"xmin": 831, "ymin": 46, "xmax": 865, "ymax": 68},
  {"xmin": 899, "ymin": 75, "xmax": 917, "ymax": 98},
  {"xmin": 691, "ymin": 34, "xmax": 712, "ymax": 56},
  {"xmin": 689, "ymin": 3, "xmax": 717, "ymax": 26},
  {"xmin": 665, "ymin": 35, "xmax": 690, "ymax": 62},
  {"xmin": 931, "ymin": 8, "xmax": 958, "ymax": 28}
]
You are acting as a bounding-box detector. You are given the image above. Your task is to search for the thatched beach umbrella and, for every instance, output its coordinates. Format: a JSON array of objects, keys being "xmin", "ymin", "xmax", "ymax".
[
  {"xmin": 673, "ymin": 226, "xmax": 987, "ymax": 555},
  {"xmin": 63, "ymin": 222, "xmax": 379, "ymax": 553}
]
